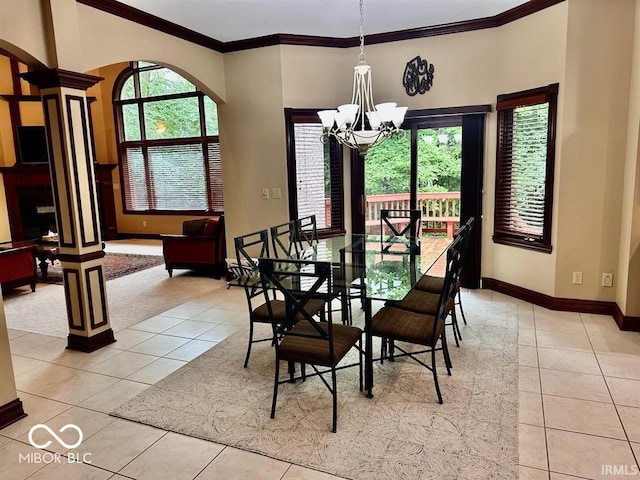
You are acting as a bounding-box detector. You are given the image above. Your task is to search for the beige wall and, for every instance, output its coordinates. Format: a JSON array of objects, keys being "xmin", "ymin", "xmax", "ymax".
[
  {"xmin": 554, "ymin": 0, "xmax": 634, "ymax": 301},
  {"xmin": 0, "ymin": 1, "xmax": 49, "ymax": 67},
  {"xmin": 618, "ymin": 2, "xmax": 640, "ymax": 315},
  {"xmin": 219, "ymin": 46, "xmax": 288, "ymax": 247},
  {"xmin": 75, "ymin": 3, "xmax": 226, "ymax": 103},
  {"xmin": 488, "ymin": 4, "xmax": 569, "ymax": 296}
]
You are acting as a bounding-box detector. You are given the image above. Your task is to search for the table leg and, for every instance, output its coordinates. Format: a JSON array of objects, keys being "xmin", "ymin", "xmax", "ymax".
[{"xmin": 364, "ymin": 296, "xmax": 374, "ymax": 398}]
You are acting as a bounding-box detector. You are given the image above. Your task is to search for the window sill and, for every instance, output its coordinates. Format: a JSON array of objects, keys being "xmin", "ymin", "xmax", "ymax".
[
  {"xmin": 493, "ymin": 236, "xmax": 552, "ymax": 254},
  {"xmin": 123, "ymin": 210, "xmax": 224, "ymax": 215}
]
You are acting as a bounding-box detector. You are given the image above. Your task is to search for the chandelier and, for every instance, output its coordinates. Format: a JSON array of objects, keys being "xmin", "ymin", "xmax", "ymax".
[{"xmin": 318, "ymin": 0, "xmax": 407, "ymax": 156}]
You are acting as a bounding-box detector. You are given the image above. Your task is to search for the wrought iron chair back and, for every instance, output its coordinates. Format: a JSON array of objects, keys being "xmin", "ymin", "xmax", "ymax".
[
  {"xmin": 270, "ymin": 220, "xmax": 300, "ymax": 258},
  {"xmin": 380, "ymin": 208, "xmax": 421, "ymax": 252},
  {"xmin": 296, "ymin": 214, "xmax": 319, "ymax": 251},
  {"xmin": 234, "ymin": 229, "xmax": 278, "ymax": 368},
  {"xmin": 259, "ymin": 258, "xmax": 333, "ymax": 345}
]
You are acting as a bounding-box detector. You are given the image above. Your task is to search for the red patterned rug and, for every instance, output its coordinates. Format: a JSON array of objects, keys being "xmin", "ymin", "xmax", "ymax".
[{"xmin": 40, "ymin": 253, "xmax": 165, "ymax": 284}]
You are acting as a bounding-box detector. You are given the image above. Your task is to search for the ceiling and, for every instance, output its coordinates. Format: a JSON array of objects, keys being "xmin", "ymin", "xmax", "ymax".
[{"xmin": 117, "ymin": 0, "xmax": 531, "ymax": 43}]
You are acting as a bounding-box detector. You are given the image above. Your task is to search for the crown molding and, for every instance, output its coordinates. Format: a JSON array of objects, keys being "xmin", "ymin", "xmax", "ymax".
[
  {"xmin": 77, "ymin": 0, "xmax": 565, "ymax": 53},
  {"xmin": 76, "ymin": 0, "xmax": 224, "ymax": 52}
]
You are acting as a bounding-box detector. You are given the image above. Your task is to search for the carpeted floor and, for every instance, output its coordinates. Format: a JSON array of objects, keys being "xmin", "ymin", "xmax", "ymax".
[
  {"xmin": 41, "ymin": 253, "xmax": 165, "ymax": 284},
  {"xmin": 3, "ymin": 265, "xmax": 227, "ymax": 338},
  {"xmin": 112, "ymin": 297, "xmax": 518, "ymax": 480}
]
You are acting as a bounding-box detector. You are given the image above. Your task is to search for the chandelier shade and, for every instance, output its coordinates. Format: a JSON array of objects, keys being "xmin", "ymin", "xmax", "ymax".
[{"xmin": 319, "ymin": 0, "xmax": 407, "ymax": 156}]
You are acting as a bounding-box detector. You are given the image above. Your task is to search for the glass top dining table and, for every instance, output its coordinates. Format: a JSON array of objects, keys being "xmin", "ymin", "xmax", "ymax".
[{"xmin": 229, "ymin": 233, "xmax": 449, "ymax": 398}]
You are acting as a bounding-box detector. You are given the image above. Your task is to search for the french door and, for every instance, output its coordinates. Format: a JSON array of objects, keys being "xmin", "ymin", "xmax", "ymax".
[{"xmin": 351, "ymin": 111, "xmax": 486, "ymax": 288}]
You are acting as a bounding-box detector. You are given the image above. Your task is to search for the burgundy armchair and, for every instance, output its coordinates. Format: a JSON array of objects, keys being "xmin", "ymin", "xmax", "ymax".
[
  {"xmin": 161, "ymin": 215, "xmax": 226, "ymax": 279},
  {"xmin": 0, "ymin": 245, "xmax": 37, "ymax": 292}
]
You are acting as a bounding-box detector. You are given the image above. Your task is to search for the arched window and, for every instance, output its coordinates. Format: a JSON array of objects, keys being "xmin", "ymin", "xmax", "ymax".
[{"xmin": 114, "ymin": 62, "xmax": 223, "ymax": 213}]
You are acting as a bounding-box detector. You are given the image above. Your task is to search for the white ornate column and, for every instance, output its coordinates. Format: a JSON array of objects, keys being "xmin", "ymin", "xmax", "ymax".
[
  {"xmin": 22, "ymin": 69, "xmax": 115, "ymax": 352},
  {"xmin": 0, "ymin": 296, "xmax": 26, "ymax": 429}
]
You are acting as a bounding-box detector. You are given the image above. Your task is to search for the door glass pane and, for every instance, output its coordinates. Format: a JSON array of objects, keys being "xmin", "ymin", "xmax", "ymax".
[
  {"xmin": 364, "ymin": 133, "xmax": 411, "ymax": 234},
  {"xmin": 293, "ymin": 123, "xmax": 329, "ymax": 229},
  {"xmin": 417, "ymin": 126, "xmax": 462, "ymax": 270}
]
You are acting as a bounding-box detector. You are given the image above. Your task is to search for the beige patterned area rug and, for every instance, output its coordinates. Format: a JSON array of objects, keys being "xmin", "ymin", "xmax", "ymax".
[{"xmin": 112, "ymin": 297, "xmax": 518, "ymax": 480}]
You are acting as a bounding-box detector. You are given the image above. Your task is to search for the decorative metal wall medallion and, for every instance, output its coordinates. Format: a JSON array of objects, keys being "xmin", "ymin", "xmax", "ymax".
[{"xmin": 403, "ymin": 56, "xmax": 435, "ymax": 96}]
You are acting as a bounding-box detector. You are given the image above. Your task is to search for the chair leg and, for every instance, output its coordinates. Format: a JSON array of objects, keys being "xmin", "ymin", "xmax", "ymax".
[
  {"xmin": 271, "ymin": 358, "xmax": 280, "ymax": 419},
  {"xmin": 359, "ymin": 338, "xmax": 363, "ymax": 392},
  {"xmin": 380, "ymin": 337, "xmax": 386, "ymax": 364},
  {"xmin": 450, "ymin": 310, "xmax": 460, "ymax": 347},
  {"xmin": 431, "ymin": 346, "xmax": 443, "ymax": 404},
  {"xmin": 458, "ymin": 289, "xmax": 467, "ymax": 325},
  {"xmin": 389, "ymin": 339, "xmax": 395, "ymax": 362},
  {"xmin": 243, "ymin": 322, "xmax": 254, "ymax": 368},
  {"xmin": 288, "ymin": 361, "xmax": 296, "ymax": 383},
  {"xmin": 331, "ymin": 367, "xmax": 338, "ymax": 433},
  {"xmin": 441, "ymin": 330, "xmax": 452, "ymax": 374},
  {"xmin": 453, "ymin": 306, "xmax": 462, "ymax": 341},
  {"xmin": 301, "ymin": 363, "xmax": 307, "ymax": 381}
]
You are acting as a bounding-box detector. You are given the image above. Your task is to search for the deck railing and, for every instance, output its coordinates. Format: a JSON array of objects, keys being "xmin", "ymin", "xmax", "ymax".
[{"xmin": 365, "ymin": 192, "xmax": 461, "ymax": 237}]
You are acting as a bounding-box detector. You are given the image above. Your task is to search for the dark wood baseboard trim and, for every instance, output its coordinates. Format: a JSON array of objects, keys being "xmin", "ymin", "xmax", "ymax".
[
  {"xmin": 613, "ymin": 303, "xmax": 640, "ymax": 332},
  {"xmin": 115, "ymin": 233, "xmax": 162, "ymax": 240},
  {"xmin": 482, "ymin": 277, "xmax": 640, "ymax": 331},
  {"xmin": 0, "ymin": 398, "xmax": 27, "ymax": 430},
  {"xmin": 67, "ymin": 329, "xmax": 116, "ymax": 352}
]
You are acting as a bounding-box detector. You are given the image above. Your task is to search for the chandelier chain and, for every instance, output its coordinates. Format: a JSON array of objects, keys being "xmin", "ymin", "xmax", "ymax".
[{"xmin": 359, "ymin": 0, "xmax": 365, "ymax": 62}]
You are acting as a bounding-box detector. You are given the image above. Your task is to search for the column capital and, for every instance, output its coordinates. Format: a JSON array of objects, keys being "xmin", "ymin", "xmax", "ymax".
[{"xmin": 20, "ymin": 68, "xmax": 103, "ymax": 91}]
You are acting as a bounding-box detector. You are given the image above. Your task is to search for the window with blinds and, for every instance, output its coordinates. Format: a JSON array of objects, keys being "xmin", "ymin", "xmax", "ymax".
[
  {"xmin": 285, "ymin": 110, "xmax": 344, "ymax": 236},
  {"xmin": 114, "ymin": 62, "xmax": 223, "ymax": 214},
  {"xmin": 493, "ymin": 84, "xmax": 558, "ymax": 253}
]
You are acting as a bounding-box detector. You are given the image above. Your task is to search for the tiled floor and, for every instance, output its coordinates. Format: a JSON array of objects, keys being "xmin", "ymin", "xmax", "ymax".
[
  {"xmin": 516, "ymin": 300, "xmax": 640, "ymax": 480},
  {"xmin": 2, "ymin": 247, "xmax": 640, "ymax": 479}
]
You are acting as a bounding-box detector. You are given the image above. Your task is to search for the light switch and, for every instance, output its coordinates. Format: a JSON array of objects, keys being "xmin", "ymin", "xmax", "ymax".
[
  {"xmin": 271, "ymin": 188, "xmax": 281, "ymax": 199},
  {"xmin": 261, "ymin": 188, "xmax": 270, "ymax": 200}
]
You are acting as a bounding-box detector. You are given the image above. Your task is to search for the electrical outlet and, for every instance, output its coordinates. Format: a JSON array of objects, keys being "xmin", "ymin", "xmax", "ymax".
[
  {"xmin": 602, "ymin": 273, "xmax": 613, "ymax": 287},
  {"xmin": 261, "ymin": 188, "xmax": 270, "ymax": 200},
  {"xmin": 271, "ymin": 187, "xmax": 281, "ymax": 199},
  {"xmin": 572, "ymin": 271, "xmax": 583, "ymax": 285},
  {"xmin": 142, "ymin": 220, "xmax": 147, "ymax": 227}
]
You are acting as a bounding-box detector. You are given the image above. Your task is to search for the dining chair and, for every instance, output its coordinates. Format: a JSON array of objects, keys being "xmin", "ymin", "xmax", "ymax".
[
  {"xmin": 270, "ymin": 220, "xmax": 300, "ymax": 258},
  {"xmin": 234, "ymin": 230, "xmax": 325, "ymax": 368},
  {"xmin": 388, "ymin": 223, "xmax": 468, "ymax": 347},
  {"xmin": 258, "ymin": 257, "xmax": 363, "ymax": 433},
  {"xmin": 296, "ymin": 214, "xmax": 319, "ymax": 251},
  {"xmin": 414, "ymin": 216, "xmax": 475, "ymax": 327},
  {"xmin": 380, "ymin": 208, "xmax": 421, "ymax": 253},
  {"xmin": 370, "ymin": 234, "xmax": 463, "ymax": 404}
]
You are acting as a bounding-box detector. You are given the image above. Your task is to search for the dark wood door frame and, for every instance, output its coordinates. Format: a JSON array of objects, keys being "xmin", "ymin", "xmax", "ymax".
[{"xmin": 350, "ymin": 106, "xmax": 488, "ymax": 289}]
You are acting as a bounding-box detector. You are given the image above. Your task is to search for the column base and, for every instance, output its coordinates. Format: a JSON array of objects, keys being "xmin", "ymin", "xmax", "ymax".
[
  {"xmin": 67, "ymin": 329, "xmax": 116, "ymax": 352},
  {"xmin": 0, "ymin": 398, "xmax": 27, "ymax": 430}
]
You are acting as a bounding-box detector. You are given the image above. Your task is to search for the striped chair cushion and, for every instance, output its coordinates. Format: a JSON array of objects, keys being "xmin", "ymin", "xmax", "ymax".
[
  {"xmin": 278, "ymin": 321, "xmax": 362, "ymax": 366},
  {"xmin": 372, "ymin": 306, "xmax": 445, "ymax": 346},
  {"xmin": 251, "ymin": 298, "xmax": 326, "ymax": 323}
]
